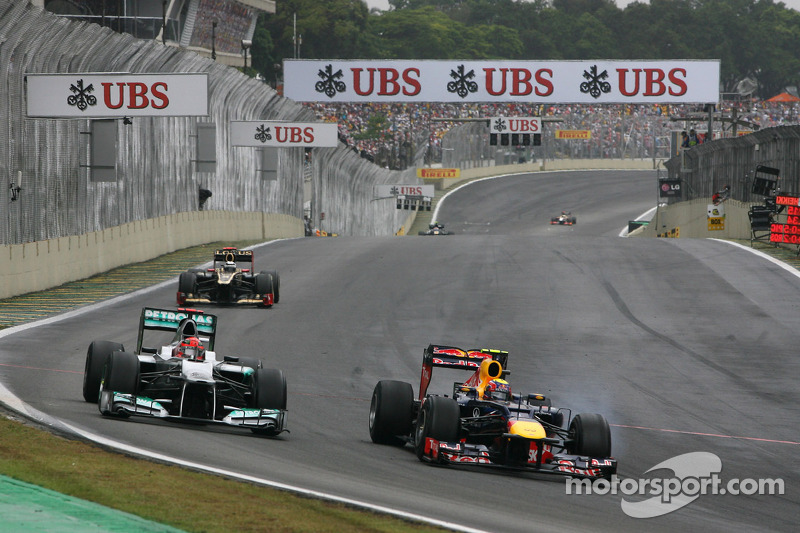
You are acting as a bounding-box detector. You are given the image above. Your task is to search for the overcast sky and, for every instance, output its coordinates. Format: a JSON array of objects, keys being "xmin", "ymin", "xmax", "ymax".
[{"xmin": 365, "ymin": 0, "xmax": 800, "ymax": 13}]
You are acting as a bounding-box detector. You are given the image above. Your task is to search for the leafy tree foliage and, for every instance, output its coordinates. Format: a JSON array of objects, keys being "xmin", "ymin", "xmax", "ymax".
[{"xmin": 251, "ymin": 0, "xmax": 800, "ymax": 98}]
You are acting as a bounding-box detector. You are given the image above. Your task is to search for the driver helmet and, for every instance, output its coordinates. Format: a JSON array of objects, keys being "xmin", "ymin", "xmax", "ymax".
[
  {"xmin": 223, "ymin": 261, "xmax": 236, "ymax": 273},
  {"xmin": 483, "ymin": 379, "xmax": 511, "ymax": 401},
  {"xmin": 179, "ymin": 336, "xmax": 205, "ymax": 361}
]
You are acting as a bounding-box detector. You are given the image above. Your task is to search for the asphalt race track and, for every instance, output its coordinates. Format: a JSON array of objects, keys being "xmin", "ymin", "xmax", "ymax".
[{"xmin": 1, "ymin": 170, "xmax": 797, "ymax": 533}]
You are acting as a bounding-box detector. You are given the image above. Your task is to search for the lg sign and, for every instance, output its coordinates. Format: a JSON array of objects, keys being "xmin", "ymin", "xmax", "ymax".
[
  {"xmin": 26, "ymin": 73, "xmax": 208, "ymax": 117},
  {"xmin": 284, "ymin": 60, "xmax": 719, "ymax": 103}
]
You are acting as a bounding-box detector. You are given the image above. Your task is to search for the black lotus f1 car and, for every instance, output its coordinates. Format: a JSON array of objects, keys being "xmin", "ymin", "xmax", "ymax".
[
  {"xmin": 83, "ymin": 307, "xmax": 288, "ymax": 436},
  {"xmin": 551, "ymin": 211, "xmax": 577, "ymax": 225},
  {"xmin": 419, "ymin": 222, "xmax": 453, "ymax": 235},
  {"xmin": 369, "ymin": 345, "xmax": 616, "ymax": 478},
  {"xmin": 177, "ymin": 247, "xmax": 280, "ymax": 307}
]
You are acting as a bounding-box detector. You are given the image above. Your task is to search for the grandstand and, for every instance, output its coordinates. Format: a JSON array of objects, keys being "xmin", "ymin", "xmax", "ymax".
[{"xmin": 37, "ymin": 0, "xmax": 274, "ymax": 67}]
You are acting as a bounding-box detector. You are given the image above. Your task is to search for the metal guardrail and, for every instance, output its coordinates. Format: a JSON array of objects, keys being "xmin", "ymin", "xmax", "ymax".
[{"xmin": 664, "ymin": 126, "xmax": 800, "ymax": 204}]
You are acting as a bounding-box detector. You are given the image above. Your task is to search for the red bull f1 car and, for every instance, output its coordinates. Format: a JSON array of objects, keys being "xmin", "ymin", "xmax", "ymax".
[
  {"xmin": 551, "ymin": 211, "xmax": 577, "ymax": 225},
  {"xmin": 177, "ymin": 247, "xmax": 280, "ymax": 307},
  {"xmin": 369, "ymin": 345, "xmax": 616, "ymax": 479},
  {"xmin": 83, "ymin": 307, "xmax": 288, "ymax": 436}
]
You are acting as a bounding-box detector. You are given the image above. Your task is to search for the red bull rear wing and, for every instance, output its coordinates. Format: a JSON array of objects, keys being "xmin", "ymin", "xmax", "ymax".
[{"xmin": 419, "ymin": 344, "xmax": 508, "ymax": 400}]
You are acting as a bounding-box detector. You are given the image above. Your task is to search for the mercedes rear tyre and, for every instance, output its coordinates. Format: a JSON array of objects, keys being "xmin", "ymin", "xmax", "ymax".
[
  {"xmin": 83, "ymin": 341, "xmax": 124, "ymax": 403},
  {"xmin": 369, "ymin": 380, "xmax": 414, "ymax": 446},
  {"xmin": 414, "ymin": 395, "xmax": 460, "ymax": 460}
]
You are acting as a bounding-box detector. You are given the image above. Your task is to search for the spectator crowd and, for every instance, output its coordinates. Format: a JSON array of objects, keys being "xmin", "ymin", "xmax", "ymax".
[{"xmin": 304, "ymin": 98, "xmax": 800, "ymax": 169}]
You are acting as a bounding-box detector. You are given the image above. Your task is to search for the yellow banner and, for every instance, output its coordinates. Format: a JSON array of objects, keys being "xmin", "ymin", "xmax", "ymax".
[
  {"xmin": 708, "ymin": 217, "xmax": 725, "ymax": 231},
  {"xmin": 555, "ymin": 130, "xmax": 591, "ymax": 140},
  {"xmin": 417, "ymin": 168, "xmax": 461, "ymax": 179}
]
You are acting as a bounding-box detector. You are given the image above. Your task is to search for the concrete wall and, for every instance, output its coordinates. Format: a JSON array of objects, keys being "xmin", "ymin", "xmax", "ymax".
[
  {"xmin": 424, "ymin": 158, "xmax": 658, "ymax": 190},
  {"xmin": 631, "ymin": 199, "xmax": 754, "ymax": 240},
  {"xmin": 0, "ymin": 212, "xmax": 302, "ymax": 300}
]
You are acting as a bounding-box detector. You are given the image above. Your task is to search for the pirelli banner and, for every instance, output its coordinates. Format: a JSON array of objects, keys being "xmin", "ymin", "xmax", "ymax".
[
  {"xmin": 418, "ymin": 168, "xmax": 460, "ymax": 179},
  {"xmin": 230, "ymin": 121, "xmax": 338, "ymax": 147},
  {"xmin": 26, "ymin": 73, "xmax": 209, "ymax": 117},
  {"xmin": 556, "ymin": 130, "xmax": 592, "ymax": 140},
  {"xmin": 283, "ymin": 60, "xmax": 720, "ymax": 103}
]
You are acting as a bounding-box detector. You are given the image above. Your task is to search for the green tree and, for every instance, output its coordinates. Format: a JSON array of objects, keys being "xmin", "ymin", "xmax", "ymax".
[
  {"xmin": 370, "ymin": 7, "xmax": 464, "ymax": 58},
  {"xmin": 249, "ymin": 0, "xmax": 800, "ymax": 98},
  {"xmin": 251, "ymin": 17, "xmax": 276, "ymax": 83}
]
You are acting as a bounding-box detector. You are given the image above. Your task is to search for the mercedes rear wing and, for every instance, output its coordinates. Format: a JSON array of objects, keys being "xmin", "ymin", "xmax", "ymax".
[
  {"xmin": 419, "ymin": 344, "xmax": 508, "ymax": 400},
  {"xmin": 137, "ymin": 307, "xmax": 217, "ymax": 353}
]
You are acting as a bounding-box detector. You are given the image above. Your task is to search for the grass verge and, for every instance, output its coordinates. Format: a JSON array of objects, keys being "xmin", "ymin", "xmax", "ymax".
[{"xmin": 0, "ymin": 412, "xmax": 444, "ymax": 533}]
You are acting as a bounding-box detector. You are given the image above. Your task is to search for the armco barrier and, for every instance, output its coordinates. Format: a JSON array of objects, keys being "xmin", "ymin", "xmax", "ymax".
[{"xmin": 0, "ymin": 212, "xmax": 302, "ymax": 300}]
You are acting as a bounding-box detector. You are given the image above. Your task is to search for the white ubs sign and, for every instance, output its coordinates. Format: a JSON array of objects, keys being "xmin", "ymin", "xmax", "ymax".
[{"xmin": 26, "ymin": 73, "xmax": 209, "ymax": 117}]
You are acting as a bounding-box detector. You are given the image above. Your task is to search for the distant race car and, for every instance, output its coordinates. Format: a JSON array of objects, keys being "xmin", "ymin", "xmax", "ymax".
[
  {"xmin": 550, "ymin": 211, "xmax": 577, "ymax": 225},
  {"xmin": 83, "ymin": 307, "xmax": 288, "ymax": 436},
  {"xmin": 177, "ymin": 247, "xmax": 280, "ymax": 307},
  {"xmin": 369, "ymin": 344, "xmax": 616, "ymax": 479},
  {"xmin": 419, "ymin": 222, "xmax": 453, "ymax": 235}
]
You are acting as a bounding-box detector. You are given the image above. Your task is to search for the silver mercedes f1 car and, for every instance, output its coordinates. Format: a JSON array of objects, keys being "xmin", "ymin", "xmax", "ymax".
[{"xmin": 83, "ymin": 307, "xmax": 287, "ymax": 436}]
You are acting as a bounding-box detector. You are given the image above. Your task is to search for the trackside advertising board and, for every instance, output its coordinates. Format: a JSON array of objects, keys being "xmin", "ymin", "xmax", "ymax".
[
  {"xmin": 284, "ymin": 60, "xmax": 720, "ymax": 103},
  {"xmin": 489, "ymin": 116, "xmax": 541, "ymax": 133},
  {"xmin": 375, "ymin": 184, "xmax": 435, "ymax": 197},
  {"xmin": 26, "ymin": 73, "xmax": 209, "ymax": 117},
  {"xmin": 230, "ymin": 121, "xmax": 338, "ymax": 147}
]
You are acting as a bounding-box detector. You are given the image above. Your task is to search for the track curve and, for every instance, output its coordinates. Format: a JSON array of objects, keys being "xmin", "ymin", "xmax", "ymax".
[{"xmin": 1, "ymin": 170, "xmax": 797, "ymax": 533}]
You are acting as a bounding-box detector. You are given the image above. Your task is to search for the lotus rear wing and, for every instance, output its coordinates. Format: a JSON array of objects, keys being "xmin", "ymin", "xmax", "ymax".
[
  {"xmin": 419, "ymin": 344, "xmax": 508, "ymax": 400},
  {"xmin": 214, "ymin": 248, "xmax": 254, "ymax": 269},
  {"xmin": 137, "ymin": 307, "xmax": 217, "ymax": 353}
]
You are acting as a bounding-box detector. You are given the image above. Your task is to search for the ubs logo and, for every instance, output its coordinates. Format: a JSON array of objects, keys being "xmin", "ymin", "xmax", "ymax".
[{"xmin": 67, "ymin": 79, "xmax": 97, "ymax": 111}]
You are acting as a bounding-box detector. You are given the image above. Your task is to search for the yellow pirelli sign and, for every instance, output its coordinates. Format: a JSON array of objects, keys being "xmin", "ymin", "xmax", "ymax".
[
  {"xmin": 555, "ymin": 130, "xmax": 591, "ymax": 140},
  {"xmin": 417, "ymin": 168, "xmax": 460, "ymax": 179}
]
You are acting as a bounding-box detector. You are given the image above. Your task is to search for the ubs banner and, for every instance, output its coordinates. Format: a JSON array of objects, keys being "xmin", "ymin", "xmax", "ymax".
[
  {"xmin": 284, "ymin": 60, "xmax": 720, "ymax": 103},
  {"xmin": 230, "ymin": 121, "xmax": 338, "ymax": 147},
  {"xmin": 26, "ymin": 73, "xmax": 209, "ymax": 117}
]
